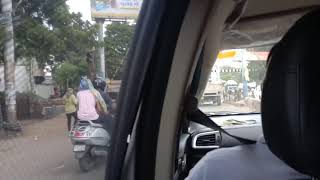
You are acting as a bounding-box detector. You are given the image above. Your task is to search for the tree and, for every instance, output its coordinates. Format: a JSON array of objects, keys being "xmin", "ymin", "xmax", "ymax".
[
  {"xmin": 220, "ymin": 67, "xmax": 242, "ymax": 83},
  {"xmin": 0, "ymin": 0, "xmax": 99, "ymax": 126},
  {"xmin": 104, "ymin": 22, "xmax": 135, "ymax": 80},
  {"xmin": 12, "ymin": 0, "xmax": 99, "ymax": 67},
  {"xmin": 54, "ymin": 59, "xmax": 88, "ymax": 89},
  {"xmin": 248, "ymin": 61, "xmax": 266, "ymax": 84}
]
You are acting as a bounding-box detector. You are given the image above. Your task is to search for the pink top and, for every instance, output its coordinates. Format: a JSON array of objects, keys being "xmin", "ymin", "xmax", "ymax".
[{"xmin": 77, "ymin": 90, "xmax": 99, "ymax": 121}]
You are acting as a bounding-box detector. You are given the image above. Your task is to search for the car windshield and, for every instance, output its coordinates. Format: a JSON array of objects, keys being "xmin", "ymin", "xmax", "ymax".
[{"xmin": 199, "ymin": 46, "xmax": 272, "ymax": 116}]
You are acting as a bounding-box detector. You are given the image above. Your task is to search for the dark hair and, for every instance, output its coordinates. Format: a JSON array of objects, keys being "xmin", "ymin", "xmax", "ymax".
[{"xmin": 93, "ymin": 77, "xmax": 106, "ymax": 91}]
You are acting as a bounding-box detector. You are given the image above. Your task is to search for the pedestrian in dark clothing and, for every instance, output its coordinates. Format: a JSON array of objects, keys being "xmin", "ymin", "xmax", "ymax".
[
  {"xmin": 93, "ymin": 77, "xmax": 113, "ymax": 110},
  {"xmin": 93, "ymin": 77, "xmax": 114, "ymax": 132}
]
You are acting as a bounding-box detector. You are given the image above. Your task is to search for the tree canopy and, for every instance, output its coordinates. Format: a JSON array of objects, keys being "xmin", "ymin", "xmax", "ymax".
[
  {"xmin": 0, "ymin": 0, "xmax": 99, "ymax": 68},
  {"xmin": 0, "ymin": 0, "xmax": 136, "ymax": 88},
  {"xmin": 220, "ymin": 67, "xmax": 242, "ymax": 83},
  {"xmin": 54, "ymin": 59, "xmax": 88, "ymax": 89},
  {"xmin": 247, "ymin": 61, "xmax": 266, "ymax": 84},
  {"xmin": 1, "ymin": 0, "xmax": 101, "ymax": 88},
  {"xmin": 104, "ymin": 22, "xmax": 135, "ymax": 80}
]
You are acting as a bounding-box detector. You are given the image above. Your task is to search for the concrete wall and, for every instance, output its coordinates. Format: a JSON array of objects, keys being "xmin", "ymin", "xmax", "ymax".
[
  {"xmin": 0, "ymin": 65, "xmax": 31, "ymax": 93},
  {"xmin": 0, "ymin": 63, "xmax": 54, "ymax": 99},
  {"xmin": 34, "ymin": 84, "xmax": 54, "ymax": 99}
]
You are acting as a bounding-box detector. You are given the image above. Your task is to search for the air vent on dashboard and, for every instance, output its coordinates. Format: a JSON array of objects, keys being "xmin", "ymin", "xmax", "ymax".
[
  {"xmin": 192, "ymin": 131, "xmax": 220, "ymax": 149},
  {"xmin": 196, "ymin": 134, "xmax": 216, "ymax": 146}
]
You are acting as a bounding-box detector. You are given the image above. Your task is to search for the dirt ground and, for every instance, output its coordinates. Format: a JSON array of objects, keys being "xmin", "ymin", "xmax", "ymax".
[{"xmin": 0, "ymin": 114, "xmax": 106, "ymax": 180}]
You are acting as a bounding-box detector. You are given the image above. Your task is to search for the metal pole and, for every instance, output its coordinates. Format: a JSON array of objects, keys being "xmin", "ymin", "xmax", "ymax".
[
  {"xmin": 1, "ymin": 0, "xmax": 18, "ymax": 126},
  {"xmin": 96, "ymin": 18, "xmax": 106, "ymax": 79},
  {"xmin": 0, "ymin": 78, "xmax": 3, "ymax": 127},
  {"xmin": 241, "ymin": 49, "xmax": 248, "ymax": 97}
]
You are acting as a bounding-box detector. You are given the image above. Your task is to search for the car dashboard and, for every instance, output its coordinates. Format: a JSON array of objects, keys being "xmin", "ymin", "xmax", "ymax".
[{"xmin": 184, "ymin": 113, "xmax": 262, "ymax": 171}]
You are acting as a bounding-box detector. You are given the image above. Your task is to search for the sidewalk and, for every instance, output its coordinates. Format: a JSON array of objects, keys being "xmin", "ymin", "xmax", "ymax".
[{"xmin": 0, "ymin": 114, "xmax": 65, "ymax": 140}]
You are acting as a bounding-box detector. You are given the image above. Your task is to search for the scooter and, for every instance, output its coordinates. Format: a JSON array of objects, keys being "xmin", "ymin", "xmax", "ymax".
[{"xmin": 70, "ymin": 120, "xmax": 110, "ymax": 172}]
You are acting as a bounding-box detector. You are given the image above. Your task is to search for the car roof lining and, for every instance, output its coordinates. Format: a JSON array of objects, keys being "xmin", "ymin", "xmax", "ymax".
[
  {"xmin": 242, "ymin": 0, "xmax": 320, "ymax": 18},
  {"xmin": 222, "ymin": 6, "xmax": 319, "ymax": 49}
]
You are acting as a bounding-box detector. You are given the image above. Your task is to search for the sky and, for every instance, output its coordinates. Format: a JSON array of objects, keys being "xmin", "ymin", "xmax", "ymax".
[{"xmin": 67, "ymin": 0, "xmax": 92, "ymax": 22}]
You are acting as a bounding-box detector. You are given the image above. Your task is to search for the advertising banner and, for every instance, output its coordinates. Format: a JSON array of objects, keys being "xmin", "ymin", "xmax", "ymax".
[{"xmin": 91, "ymin": 0, "xmax": 142, "ymax": 19}]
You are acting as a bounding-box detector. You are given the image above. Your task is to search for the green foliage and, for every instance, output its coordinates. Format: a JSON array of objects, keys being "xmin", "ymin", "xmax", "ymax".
[
  {"xmin": 220, "ymin": 67, "xmax": 242, "ymax": 83},
  {"xmin": 54, "ymin": 59, "xmax": 88, "ymax": 88},
  {"xmin": 1, "ymin": 0, "xmax": 136, "ymax": 86},
  {"xmin": 248, "ymin": 61, "xmax": 266, "ymax": 84},
  {"xmin": 0, "ymin": 0, "xmax": 99, "ymax": 68},
  {"xmin": 52, "ymin": 13, "xmax": 99, "ymax": 64},
  {"xmin": 105, "ymin": 22, "xmax": 135, "ymax": 80}
]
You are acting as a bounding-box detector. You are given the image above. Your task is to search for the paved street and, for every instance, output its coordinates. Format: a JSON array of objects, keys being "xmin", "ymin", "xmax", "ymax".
[
  {"xmin": 199, "ymin": 102, "xmax": 255, "ymax": 114},
  {"xmin": 0, "ymin": 115, "xmax": 106, "ymax": 180}
]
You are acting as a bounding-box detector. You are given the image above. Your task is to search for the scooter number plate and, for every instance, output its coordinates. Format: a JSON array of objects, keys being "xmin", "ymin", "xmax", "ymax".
[{"xmin": 73, "ymin": 145, "xmax": 86, "ymax": 152}]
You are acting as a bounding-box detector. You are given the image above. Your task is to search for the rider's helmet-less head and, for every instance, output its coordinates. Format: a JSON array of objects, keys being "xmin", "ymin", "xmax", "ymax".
[{"xmin": 94, "ymin": 77, "xmax": 107, "ymax": 91}]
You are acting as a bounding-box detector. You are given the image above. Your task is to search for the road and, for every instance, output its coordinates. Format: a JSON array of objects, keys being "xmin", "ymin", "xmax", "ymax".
[
  {"xmin": 199, "ymin": 102, "xmax": 255, "ymax": 114},
  {"xmin": 0, "ymin": 115, "xmax": 106, "ymax": 180}
]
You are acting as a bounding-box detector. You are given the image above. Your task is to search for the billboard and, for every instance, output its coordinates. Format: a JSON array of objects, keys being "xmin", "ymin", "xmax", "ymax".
[{"xmin": 91, "ymin": 0, "xmax": 143, "ymax": 19}]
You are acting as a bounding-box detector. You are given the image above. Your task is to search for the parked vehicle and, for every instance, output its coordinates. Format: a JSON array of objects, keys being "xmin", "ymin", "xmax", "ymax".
[
  {"xmin": 200, "ymin": 83, "xmax": 223, "ymax": 105},
  {"xmin": 70, "ymin": 120, "xmax": 110, "ymax": 172}
]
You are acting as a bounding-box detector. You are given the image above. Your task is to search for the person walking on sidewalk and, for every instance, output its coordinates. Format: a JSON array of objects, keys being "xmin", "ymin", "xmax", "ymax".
[{"xmin": 63, "ymin": 88, "xmax": 78, "ymax": 131}]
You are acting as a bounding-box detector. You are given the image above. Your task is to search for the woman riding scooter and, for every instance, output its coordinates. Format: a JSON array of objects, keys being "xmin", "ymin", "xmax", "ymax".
[
  {"xmin": 77, "ymin": 77, "xmax": 108, "ymax": 124},
  {"xmin": 72, "ymin": 77, "xmax": 110, "ymax": 171}
]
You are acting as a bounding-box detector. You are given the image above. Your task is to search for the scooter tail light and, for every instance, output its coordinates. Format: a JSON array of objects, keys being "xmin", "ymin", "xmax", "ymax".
[{"xmin": 74, "ymin": 131, "xmax": 85, "ymax": 137}]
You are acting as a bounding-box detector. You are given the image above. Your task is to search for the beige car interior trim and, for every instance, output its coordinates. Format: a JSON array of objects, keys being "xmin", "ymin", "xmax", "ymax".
[
  {"xmin": 155, "ymin": 0, "xmax": 236, "ymax": 179},
  {"xmin": 242, "ymin": 0, "xmax": 319, "ymax": 17},
  {"xmin": 195, "ymin": 0, "xmax": 238, "ymax": 98}
]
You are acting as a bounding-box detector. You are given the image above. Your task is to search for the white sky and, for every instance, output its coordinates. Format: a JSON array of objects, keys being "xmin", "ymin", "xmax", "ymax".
[{"xmin": 67, "ymin": 0, "xmax": 92, "ymax": 22}]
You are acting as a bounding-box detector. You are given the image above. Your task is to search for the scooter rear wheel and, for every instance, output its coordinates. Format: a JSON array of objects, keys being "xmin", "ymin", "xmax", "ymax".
[{"xmin": 79, "ymin": 154, "xmax": 96, "ymax": 172}]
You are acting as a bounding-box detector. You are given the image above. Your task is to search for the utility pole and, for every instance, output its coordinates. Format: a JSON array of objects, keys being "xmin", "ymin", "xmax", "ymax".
[
  {"xmin": 96, "ymin": 18, "xmax": 106, "ymax": 79},
  {"xmin": 241, "ymin": 49, "xmax": 248, "ymax": 97},
  {"xmin": 86, "ymin": 51, "xmax": 97, "ymax": 82},
  {"xmin": 1, "ymin": 0, "xmax": 19, "ymax": 128},
  {"xmin": 0, "ymin": 78, "xmax": 3, "ymax": 127}
]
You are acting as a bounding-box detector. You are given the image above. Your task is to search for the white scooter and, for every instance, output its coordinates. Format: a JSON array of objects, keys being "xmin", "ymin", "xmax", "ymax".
[{"xmin": 70, "ymin": 120, "xmax": 110, "ymax": 172}]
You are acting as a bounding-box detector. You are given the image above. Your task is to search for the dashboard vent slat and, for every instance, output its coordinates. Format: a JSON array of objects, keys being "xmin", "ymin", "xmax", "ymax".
[
  {"xmin": 192, "ymin": 131, "xmax": 220, "ymax": 149},
  {"xmin": 196, "ymin": 134, "xmax": 216, "ymax": 146}
]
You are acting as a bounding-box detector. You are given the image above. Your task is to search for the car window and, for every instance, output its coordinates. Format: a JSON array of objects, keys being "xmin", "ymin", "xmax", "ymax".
[
  {"xmin": 0, "ymin": 0, "xmax": 140, "ymax": 179},
  {"xmin": 199, "ymin": 46, "xmax": 272, "ymax": 117}
]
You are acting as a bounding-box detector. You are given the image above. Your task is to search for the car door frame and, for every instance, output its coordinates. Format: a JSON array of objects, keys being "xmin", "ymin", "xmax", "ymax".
[
  {"xmin": 105, "ymin": 0, "xmax": 241, "ymax": 179},
  {"xmin": 104, "ymin": 0, "xmax": 192, "ymax": 180}
]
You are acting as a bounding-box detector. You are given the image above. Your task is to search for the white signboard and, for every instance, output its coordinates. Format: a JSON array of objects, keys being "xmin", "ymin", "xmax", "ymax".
[{"xmin": 91, "ymin": 0, "xmax": 142, "ymax": 19}]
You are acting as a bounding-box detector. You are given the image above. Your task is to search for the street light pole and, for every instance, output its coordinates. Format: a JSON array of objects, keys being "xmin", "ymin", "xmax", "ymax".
[
  {"xmin": 241, "ymin": 49, "xmax": 248, "ymax": 97},
  {"xmin": 96, "ymin": 18, "xmax": 106, "ymax": 79},
  {"xmin": 1, "ymin": 0, "xmax": 18, "ymax": 127}
]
